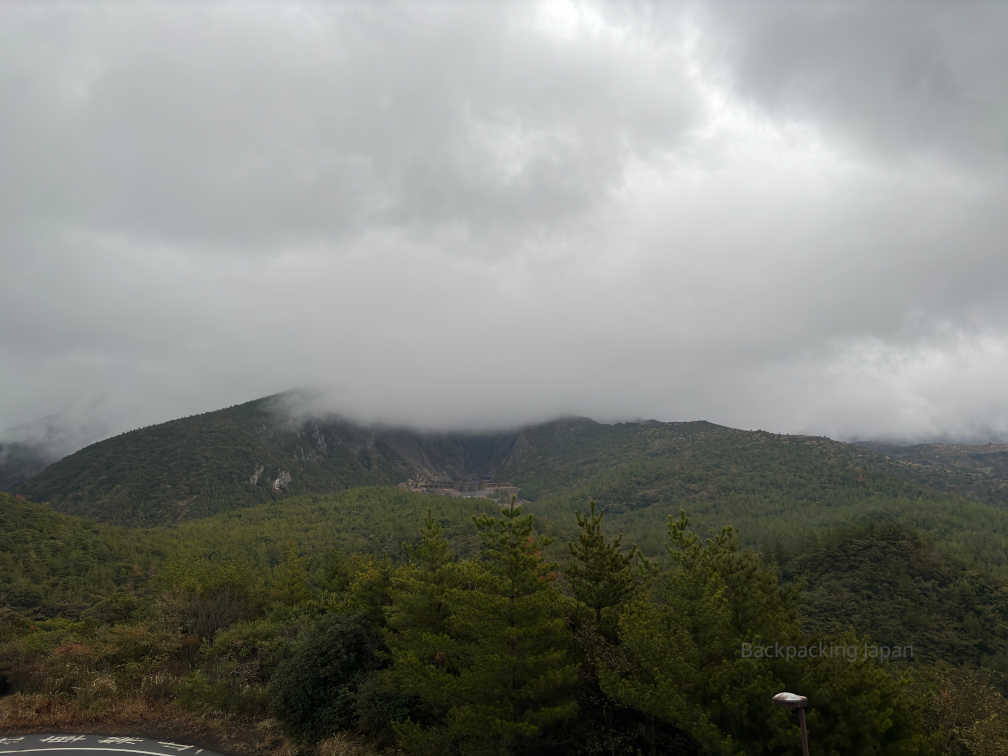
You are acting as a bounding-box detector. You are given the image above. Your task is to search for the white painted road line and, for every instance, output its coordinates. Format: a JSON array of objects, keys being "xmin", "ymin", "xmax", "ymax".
[
  {"xmin": 0, "ymin": 753, "xmax": 200, "ymax": 756},
  {"xmin": 0, "ymin": 735, "xmax": 220, "ymax": 755}
]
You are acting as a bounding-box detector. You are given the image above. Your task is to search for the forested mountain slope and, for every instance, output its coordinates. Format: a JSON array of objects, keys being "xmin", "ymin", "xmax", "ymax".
[
  {"xmin": 17, "ymin": 392, "xmax": 1008, "ymax": 527},
  {"xmin": 860, "ymin": 441, "xmax": 1008, "ymax": 505},
  {"xmin": 782, "ymin": 520, "xmax": 1008, "ymax": 672},
  {"xmin": 19, "ymin": 394, "xmax": 517, "ymax": 525},
  {"xmin": 0, "ymin": 489, "xmax": 494, "ymax": 621}
]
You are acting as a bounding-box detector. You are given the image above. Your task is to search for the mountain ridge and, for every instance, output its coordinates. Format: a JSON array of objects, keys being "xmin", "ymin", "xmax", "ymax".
[{"xmin": 12, "ymin": 391, "xmax": 1005, "ymax": 527}]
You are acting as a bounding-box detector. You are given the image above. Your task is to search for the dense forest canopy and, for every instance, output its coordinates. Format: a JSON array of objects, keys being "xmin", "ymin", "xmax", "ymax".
[{"xmin": 3, "ymin": 475, "xmax": 1008, "ymax": 754}]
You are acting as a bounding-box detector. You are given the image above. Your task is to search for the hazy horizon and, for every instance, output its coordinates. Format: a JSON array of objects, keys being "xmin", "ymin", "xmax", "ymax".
[{"xmin": 5, "ymin": 385, "xmax": 1006, "ymax": 464}]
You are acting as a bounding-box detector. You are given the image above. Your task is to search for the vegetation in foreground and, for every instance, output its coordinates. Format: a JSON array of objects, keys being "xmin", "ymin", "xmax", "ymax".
[{"xmin": 3, "ymin": 490, "xmax": 1008, "ymax": 754}]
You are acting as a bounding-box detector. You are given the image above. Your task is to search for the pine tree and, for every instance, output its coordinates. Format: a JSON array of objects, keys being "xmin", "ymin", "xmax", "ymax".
[
  {"xmin": 565, "ymin": 501, "xmax": 649, "ymax": 753},
  {"xmin": 444, "ymin": 498, "xmax": 579, "ymax": 754},
  {"xmin": 387, "ymin": 510, "xmax": 456, "ymax": 640},
  {"xmin": 598, "ymin": 512, "xmax": 799, "ymax": 755},
  {"xmin": 566, "ymin": 499, "xmax": 642, "ymax": 635},
  {"xmin": 385, "ymin": 511, "xmax": 462, "ymax": 754}
]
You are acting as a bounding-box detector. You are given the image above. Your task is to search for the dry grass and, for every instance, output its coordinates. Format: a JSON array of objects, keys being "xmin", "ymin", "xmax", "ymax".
[{"xmin": 316, "ymin": 733, "xmax": 385, "ymax": 756}]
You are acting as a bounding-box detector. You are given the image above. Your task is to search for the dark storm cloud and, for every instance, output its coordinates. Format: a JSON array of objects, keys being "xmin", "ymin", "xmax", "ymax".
[{"xmin": 3, "ymin": 0, "xmax": 1008, "ymax": 449}]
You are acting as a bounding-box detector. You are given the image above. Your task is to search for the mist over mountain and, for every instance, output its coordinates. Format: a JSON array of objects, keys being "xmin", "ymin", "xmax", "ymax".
[
  {"xmin": 0, "ymin": 442, "xmax": 52, "ymax": 492},
  {"xmin": 5, "ymin": 3, "xmax": 1008, "ymax": 446},
  {"xmin": 12, "ymin": 391, "xmax": 1005, "ymax": 529},
  {"xmin": 6, "ymin": 382, "xmax": 1005, "ymax": 473},
  {"xmin": 0, "ymin": 411, "xmax": 116, "ymax": 492},
  {"xmin": 0, "ymin": 412, "xmax": 112, "ymax": 463}
]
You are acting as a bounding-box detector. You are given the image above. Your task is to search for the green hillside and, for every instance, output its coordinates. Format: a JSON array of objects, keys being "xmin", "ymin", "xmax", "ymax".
[
  {"xmin": 524, "ymin": 433, "xmax": 1008, "ymax": 575},
  {"xmin": 0, "ymin": 493, "xmax": 147, "ymax": 621},
  {"xmin": 0, "ymin": 488, "xmax": 495, "ymax": 621},
  {"xmin": 783, "ymin": 520, "xmax": 1008, "ymax": 674},
  {"xmin": 19, "ymin": 396, "xmax": 413, "ymax": 524},
  {"xmin": 19, "ymin": 394, "xmax": 532, "ymax": 525},
  {"xmin": 860, "ymin": 441, "xmax": 1008, "ymax": 505},
  {"xmin": 19, "ymin": 392, "xmax": 1008, "ymax": 534}
]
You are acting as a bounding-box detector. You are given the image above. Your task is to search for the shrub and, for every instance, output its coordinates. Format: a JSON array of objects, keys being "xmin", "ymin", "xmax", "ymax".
[
  {"xmin": 175, "ymin": 669, "xmax": 233, "ymax": 714},
  {"xmin": 82, "ymin": 594, "xmax": 140, "ymax": 626},
  {"xmin": 208, "ymin": 617, "xmax": 296, "ymax": 686},
  {"xmin": 269, "ymin": 611, "xmax": 383, "ymax": 742}
]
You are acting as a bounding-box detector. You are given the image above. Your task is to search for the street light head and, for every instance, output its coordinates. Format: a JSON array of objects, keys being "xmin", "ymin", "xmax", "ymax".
[
  {"xmin": 774, "ymin": 691, "xmax": 811, "ymax": 756},
  {"xmin": 772, "ymin": 691, "xmax": 808, "ymax": 708}
]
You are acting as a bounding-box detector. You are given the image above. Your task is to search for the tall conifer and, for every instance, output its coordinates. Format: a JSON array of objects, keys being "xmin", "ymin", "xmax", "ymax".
[
  {"xmin": 446, "ymin": 498, "xmax": 578, "ymax": 754},
  {"xmin": 567, "ymin": 500, "xmax": 642, "ymax": 634},
  {"xmin": 385, "ymin": 511, "xmax": 461, "ymax": 754}
]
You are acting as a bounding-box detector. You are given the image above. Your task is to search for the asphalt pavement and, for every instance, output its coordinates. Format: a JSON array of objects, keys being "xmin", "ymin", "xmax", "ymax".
[{"xmin": 0, "ymin": 734, "xmax": 223, "ymax": 754}]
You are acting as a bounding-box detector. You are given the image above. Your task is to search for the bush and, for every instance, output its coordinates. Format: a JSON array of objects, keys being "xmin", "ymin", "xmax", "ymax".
[
  {"xmin": 156, "ymin": 563, "xmax": 259, "ymax": 641},
  {"xmin": 269, "ymin": 611, "xmax": 383, "ymax": 742},
  {"xmin": 82, "ymin": 594, "xmax": 140, "ymax": 626},
  {"xmin": 175, "ymin": 669, "xmax": 233, "ymax": 714},
  {"xmin": 0, "ymin": 608, "xmax": 32, "ymax": 644},
  {"xmin": 208, "ymin": 617, "xmax": 296, "ymax": 686}
]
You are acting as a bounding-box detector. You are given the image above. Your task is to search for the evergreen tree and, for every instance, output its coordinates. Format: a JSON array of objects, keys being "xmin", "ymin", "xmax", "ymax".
[
  {"xmin": 444, "ymin": 498, "xmax": 579, "ymax": 754},
  {"xmin": 385, "ymin": 511, "xmax": 463, "ymax": 754},
  {"xmin": 792, "ymin": 630, "xmax": 937, "ymax": 756},
  {"xmin": 598, "ymin": 512, "xmax": 936, "ymax": 755},
  {"xmin": 565, "ymin": 500, "xmax": 652, "ymax": 753},
  {"xmin": 566, "ymin": 499, "xmax": 642, "ymax": 635},
  {"xmin": 598, "ymin": 512, "xmax": 799, "ymax": 755}
]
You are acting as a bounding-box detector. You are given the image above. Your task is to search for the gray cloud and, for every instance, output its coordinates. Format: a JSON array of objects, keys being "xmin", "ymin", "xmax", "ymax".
[
  {"xmin": 694, "ymin": 1, "xmax": 1008, "ymax": 168},
  {"xmin": 3, "ymin": 0, "xmax": 1008, "ymax": 451},
  {"xmin": 2, "ymin": 3, "xmax": 701, "ymax": 249}
]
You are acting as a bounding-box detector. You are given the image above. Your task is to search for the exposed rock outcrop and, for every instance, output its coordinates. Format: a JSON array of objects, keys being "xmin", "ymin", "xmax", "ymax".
[{"xmin": 272, "ymin": 470, "xmax": 292, "ymax": 491}]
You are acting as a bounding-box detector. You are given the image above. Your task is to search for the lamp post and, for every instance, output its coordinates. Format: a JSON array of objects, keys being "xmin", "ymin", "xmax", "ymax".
[{"xmin": 772, "ymin": 692, "xmax": 809, "ymax": 756}]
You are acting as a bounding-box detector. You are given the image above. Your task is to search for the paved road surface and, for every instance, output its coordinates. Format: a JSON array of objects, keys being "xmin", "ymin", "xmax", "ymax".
[{"xmin": 0, "ymin": 734, "xmax": 223, "ymax": 754}]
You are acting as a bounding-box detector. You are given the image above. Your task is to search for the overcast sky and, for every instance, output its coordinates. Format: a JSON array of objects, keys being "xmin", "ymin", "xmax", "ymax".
[{"xmin": 3, "ymin": 1, "xmax": 1008, "ymax": 453}]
